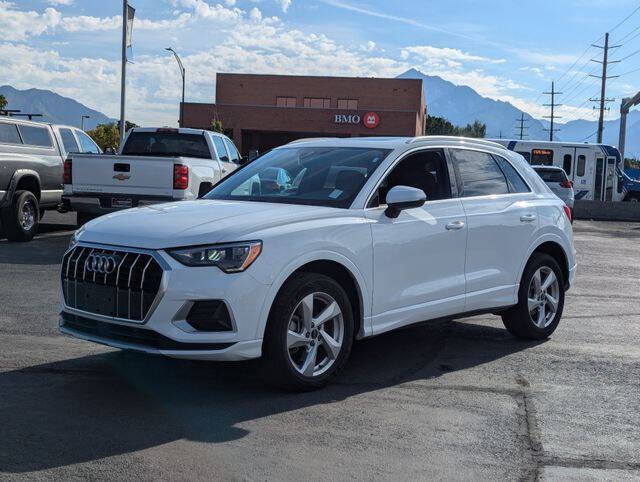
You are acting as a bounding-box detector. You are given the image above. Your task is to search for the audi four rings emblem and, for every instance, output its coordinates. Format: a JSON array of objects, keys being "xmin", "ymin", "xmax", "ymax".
[{"xmin": 85, "ymin": 254, "xmax": 120, "ymax": 274}]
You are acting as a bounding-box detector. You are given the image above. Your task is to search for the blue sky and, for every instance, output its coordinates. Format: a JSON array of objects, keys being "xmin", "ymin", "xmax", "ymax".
[{"xmin": 3, "ymin": 0, "xmax": 640, "ymax": 126}]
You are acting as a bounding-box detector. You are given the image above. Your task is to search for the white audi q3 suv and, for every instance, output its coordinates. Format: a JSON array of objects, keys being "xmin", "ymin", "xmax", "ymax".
[{"xmin": 60, "ymin": 136, "xmax": 576, "ymax": 390}]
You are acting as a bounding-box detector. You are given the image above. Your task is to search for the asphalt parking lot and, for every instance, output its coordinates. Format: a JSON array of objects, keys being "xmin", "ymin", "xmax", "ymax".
[{"xmin": 1, "ymin": 212, "xmax": 640, "ymax": 480}]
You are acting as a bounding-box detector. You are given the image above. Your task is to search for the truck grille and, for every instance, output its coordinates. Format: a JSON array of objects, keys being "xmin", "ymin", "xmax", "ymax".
[{"xmin": 61, "ymin": 245, "xmax": 164, "ymax": 322}]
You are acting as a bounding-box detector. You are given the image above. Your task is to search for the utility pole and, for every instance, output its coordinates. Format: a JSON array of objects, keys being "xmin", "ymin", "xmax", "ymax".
[
  {"xmin": 515, "ymin": 112, "xmax": 529, "ymax": 140},
  {"xmin": 590, "ymin": 32, "xmax": 620, "ymax": 143},
  {"xmin": 119, "ymin": 0, "xmax": 128, "ymax": 145},
  {"xmin": 543, "ymin": 81, "xmax": 562, "ymax": 141}
]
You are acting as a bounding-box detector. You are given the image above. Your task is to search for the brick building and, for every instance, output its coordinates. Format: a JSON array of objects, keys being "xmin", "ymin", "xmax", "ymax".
[{"xmin": 181, "ymin": 73, "xmax": 426, "ymax": 155}]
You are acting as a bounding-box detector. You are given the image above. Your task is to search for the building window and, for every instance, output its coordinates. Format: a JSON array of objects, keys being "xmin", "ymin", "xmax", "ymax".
[
  {"xmin": 276, "ymin": 96, "xmax": 296, "ymax": 107},
  {"xmin": 304, "ymin": 98, "xmax": 331, "ymax": 108},
  {"xmin": 337, "ymin": 99, "xmax": 358, "ymax": 110}
]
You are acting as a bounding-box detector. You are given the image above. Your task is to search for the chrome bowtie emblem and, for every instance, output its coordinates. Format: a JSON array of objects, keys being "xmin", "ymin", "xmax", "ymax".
[
  {"xmin": 113, "ymin": 174, "xmax": 130, "ymax": 181},
  {"xmin": 85, "ymin": 254, "xmax": 120, "ymax": 274}
]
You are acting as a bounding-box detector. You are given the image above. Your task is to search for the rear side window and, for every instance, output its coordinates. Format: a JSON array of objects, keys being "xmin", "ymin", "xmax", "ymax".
[
  {"xmin": 0, "ymin": 123, "xmax": 22, "ymax": 144},
  {"xmin": 76, "ymin": 130, "xmax": 100, "ymax": 154},
  {"xmin": 18, "ymin": 125, "xmax": 53, "ymax": 147},
  {"xmin": 211, "ymin": 136, "xmax": 229, "ymax": 162},
  {"xmin": 122, "ymin": 131, "xmax": 211, "ymax": 159},
  {"xmin": 535, "ymin": 169, "xmax": 566, "ymax": 183},
  {"xmin": 494, "ymin": 156, "xmax": 530, "ymax": 193},
  {"xmin": 224, "ymin": 138, "xmax": 240, "ymax": 163},
  {"xmin": 59, "ymin": 128, "xmax": 79, "ymax": 153},
  {"xmin": 451, "ymin": 149, "xmax": 509, "ymax": 197}
]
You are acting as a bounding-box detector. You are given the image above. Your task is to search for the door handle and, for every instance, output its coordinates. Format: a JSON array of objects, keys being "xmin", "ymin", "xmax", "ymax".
[
  {"xmin": 520, "ymin": 213, "xmax": 537, "ymax": 222},
  {"xmin": 445, "ymin": 220, "xmax": 465, "ymax": 230}
]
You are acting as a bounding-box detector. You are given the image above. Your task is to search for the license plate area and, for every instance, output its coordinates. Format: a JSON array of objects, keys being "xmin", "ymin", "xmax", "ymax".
[
  {"xmin": 112, "ymin": 197, "xmax": 132, "ymax": 208},
  {"xmin": 74, "ymin": 282, "xmax": 117, "ymax": 317}
]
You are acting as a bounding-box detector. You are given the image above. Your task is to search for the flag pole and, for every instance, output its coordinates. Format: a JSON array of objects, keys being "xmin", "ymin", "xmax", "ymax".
[{"xmin": 119, "ymin": 0, "xmax": 128, "ymax": 146}]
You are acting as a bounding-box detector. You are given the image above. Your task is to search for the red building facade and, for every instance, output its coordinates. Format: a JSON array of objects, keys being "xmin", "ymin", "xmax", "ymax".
[{"xmin": 181, "ymin": 73, "xmax": 426, "ymax": 155}]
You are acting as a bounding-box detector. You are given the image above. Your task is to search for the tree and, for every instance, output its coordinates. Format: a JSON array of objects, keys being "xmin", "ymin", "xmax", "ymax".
[
  {"xmin": 87, "ymin": 123, "xmax": 120, "ymax": 151},
  {"xmin": 86, "ymin": 121, "xmax": 139, "ymax": 151},
  {"xmin": 424, "ymin": 115, "xmax": 486, "ymax": 138},
  {"xmin": 0, "ymin": 94, "xmax": 7, "ymax": 111},
  {"xmin": 210, "ymin": 118, "xmax": 224, "ymax": 134}
]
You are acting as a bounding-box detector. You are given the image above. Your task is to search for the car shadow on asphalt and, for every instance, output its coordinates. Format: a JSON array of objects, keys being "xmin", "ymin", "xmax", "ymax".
[
  {"xmin": 0, "ymin": 229, "xmax": 71, "ymax": 264},
  {"xmin": 0, "ymin": 318, "xmax": 543, "ymax": 474}
]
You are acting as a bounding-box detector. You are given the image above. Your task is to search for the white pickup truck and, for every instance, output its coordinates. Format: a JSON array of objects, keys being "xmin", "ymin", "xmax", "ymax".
[{"xmin": 62, "ymin": 127, "xmax": 242, "ymax": 225}]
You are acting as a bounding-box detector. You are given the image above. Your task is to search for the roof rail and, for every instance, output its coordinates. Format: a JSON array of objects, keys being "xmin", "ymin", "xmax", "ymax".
[
  {"xmin": 287, "ymin": 137, "xmax": 336, "ymax": 144},
  {"xmin": 409, "ymin": 136, "xmax": 508, "ymax": 150}
]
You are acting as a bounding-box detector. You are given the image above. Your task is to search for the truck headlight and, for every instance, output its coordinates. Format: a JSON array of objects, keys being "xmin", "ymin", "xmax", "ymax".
[{"xmin": 167, "ymin": 241, "xmax": 262, "ymax": 272}]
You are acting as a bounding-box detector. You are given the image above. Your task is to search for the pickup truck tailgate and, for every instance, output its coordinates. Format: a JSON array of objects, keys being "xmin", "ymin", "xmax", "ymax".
[{"xmin": 71, "ymin": 155, "xmax": 175, "ymax": 197}]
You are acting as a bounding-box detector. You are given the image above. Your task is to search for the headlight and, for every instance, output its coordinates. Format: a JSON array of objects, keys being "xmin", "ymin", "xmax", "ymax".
[
  {"xmin": 68, "ymin": 226, "xmax": 84, "ymax": 249},
  {"xmin": 167, "ymin": 241, "xmax": 262, "ymax": 272}
]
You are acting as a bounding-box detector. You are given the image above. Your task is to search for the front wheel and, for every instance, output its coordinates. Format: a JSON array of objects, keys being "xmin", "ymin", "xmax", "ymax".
[
  {"xmin": 502, "ymin": 253, "xmax": 565, "ymax": 340},
  {"xmin": 0, "ymin": 190, "xmax": 39, "ymax": 242},
  {"xmin": 263, "ymin": 273, "xmax": 354, "ymax": 391}
]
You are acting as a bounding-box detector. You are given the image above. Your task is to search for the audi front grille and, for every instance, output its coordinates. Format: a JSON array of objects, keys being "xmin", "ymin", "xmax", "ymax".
[{"xmin": 61, "ymin": 245, "xmax": 164, "ymax": 322}]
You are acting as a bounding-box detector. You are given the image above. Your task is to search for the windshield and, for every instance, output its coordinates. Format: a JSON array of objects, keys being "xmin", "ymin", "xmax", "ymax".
[
  {"xmin": 205, "ymin": 146, "xmax": 391, "ymax": 208},
  {"xmin": 121, "ymin": 131, "xmax": 212, "ymax": 159}
]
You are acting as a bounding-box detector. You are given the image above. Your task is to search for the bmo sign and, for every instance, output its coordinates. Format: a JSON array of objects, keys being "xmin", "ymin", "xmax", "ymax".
[{"xmin": 333, "ymin": 112, "xmax": 380, "ymax": 129}]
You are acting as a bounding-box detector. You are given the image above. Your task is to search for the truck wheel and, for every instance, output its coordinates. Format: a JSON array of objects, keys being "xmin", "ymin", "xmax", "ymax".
[
  {"xmin": 262, "ymin": 272, "xmax": 354, "ymax": 391},
  {"xmin": 502, "ymin": 253, "xmax": 565, "ymax": 340},
  {"xmin": 0, "ymin": 190, "xmax": 40, "ymax": 242},
  {"xmin": 76, "ymin": 212, "xmax": 97, "ymax": 227}
]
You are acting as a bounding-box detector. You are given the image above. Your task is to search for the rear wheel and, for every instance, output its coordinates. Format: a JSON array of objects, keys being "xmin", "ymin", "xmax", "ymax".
[
  {"xmin": 502, "ymin": 253, "xmax": 565, "ymax": 340},
  {"xmin": 1, "ymin": 190, "xmax": 39, "ymax": 242},
  {"xmin": 263, "ymin": 273, "xmax": 354, "ymax": 391}
]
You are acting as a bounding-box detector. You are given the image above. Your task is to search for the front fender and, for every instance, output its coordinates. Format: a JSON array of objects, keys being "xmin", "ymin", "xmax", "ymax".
[{"xmin": 254, "ymin": 249, "xmax": 372, "ymax": 340}]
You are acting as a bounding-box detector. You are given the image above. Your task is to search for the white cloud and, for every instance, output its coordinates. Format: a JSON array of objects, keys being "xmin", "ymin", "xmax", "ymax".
[
  {"xmin": 402, "ymin": 45, "xmax": 506, "ymax": 66},
  {"xmin": 249, "ymin": 7, "xmax": 262, "ymax": 21},
  {"xmin": 278, "ymin": 0, "xmax": 292, "ymax": 12},
  {"xmin": 47, "ymin": 0, "xmax": 73, "ymax": 4}
]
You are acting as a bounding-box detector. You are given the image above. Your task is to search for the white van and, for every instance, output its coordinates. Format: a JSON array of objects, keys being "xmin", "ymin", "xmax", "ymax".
[{"xmin": 489, "ymin": 139, "xmax": 622, "ymax": 202}]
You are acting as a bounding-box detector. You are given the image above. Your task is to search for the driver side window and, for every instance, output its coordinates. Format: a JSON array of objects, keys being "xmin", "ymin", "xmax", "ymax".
[{"xmin": 369, "ymin": 149, "xmax": 452, "ymax": 207}]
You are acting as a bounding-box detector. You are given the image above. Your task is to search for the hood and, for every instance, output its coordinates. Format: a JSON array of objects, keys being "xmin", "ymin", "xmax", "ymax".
[{"xmin": 78, "ymin": 200, "xmax": 338, "ymax": 249}]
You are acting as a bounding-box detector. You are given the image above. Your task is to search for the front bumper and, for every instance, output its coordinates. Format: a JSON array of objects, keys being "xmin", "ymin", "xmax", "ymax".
[{"xmin": 59, "ymin": 243, "xmax": 271, "ymax": 361}]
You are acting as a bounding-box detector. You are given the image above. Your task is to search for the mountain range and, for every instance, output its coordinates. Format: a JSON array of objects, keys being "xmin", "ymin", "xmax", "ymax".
[
  {"xmin": 399, "ymin": 68, "xmax": 640, "ymax": 157},
  {"xmin": 2, "ymin": 75, "xmax": 639, "ymax": 156},
  {"xmin": 0, "ymin": 85, "xmax": 113, "ymax": 131}
]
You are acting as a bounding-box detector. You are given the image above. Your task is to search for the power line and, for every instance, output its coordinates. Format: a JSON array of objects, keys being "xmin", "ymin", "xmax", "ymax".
[
  {"xmin": 580, "ymin": 130, "xmax": 598, "ymax": 142},
  {"xmin": 543, "ymin": 81, "xmax": 562, "ymax": 141}
]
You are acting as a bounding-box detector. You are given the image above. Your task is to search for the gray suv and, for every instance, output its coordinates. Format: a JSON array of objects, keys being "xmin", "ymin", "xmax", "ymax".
[{"xmin": 532, "ymin": 166, "xmax": 574, "ymax": 217}]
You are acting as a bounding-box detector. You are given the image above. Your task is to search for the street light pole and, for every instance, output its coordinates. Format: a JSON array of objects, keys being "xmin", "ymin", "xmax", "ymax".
[
  {"xmin": 165, "ymin": 47, "xmax": 185, "ymax": 127},
  {"xmin": 81, "ymin": 115, "xmax": 90, "ymax": 130}
]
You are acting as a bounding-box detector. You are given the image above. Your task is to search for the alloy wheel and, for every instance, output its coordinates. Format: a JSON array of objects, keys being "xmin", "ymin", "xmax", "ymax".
[
  {"xmin": 527, "ymin": 266, "xmax": 560, "ymax": 328},
  {"xmin": 287, "ymin": 291, "xmax": 344, "ymax": 377},
  {"xmin": 20, "ymin": 201, "xmax": 36, "ymax": 231}
]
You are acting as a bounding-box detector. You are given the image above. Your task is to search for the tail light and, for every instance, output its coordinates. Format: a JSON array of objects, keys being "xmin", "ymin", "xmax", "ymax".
[
  {"xmin": 63, "ymin": 158, "xmax": 72, "ymax": 184},
  {"xmin": 561, "ymin": 179, "xmax": 573, "ymax": 188},
  {"xmin": 563, "ymin": 205, "xmax": 573, "ymax": 224},
  {"xmin": 173, "ymin": 164, "xmax": 189, "ymax": 190}
]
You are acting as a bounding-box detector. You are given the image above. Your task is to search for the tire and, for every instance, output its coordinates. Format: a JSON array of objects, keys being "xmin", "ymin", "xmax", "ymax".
[
  {"xmin": 76, "ymin": 211, "xmax": 97, "ymax": 227},
  {"xmin": 502, "ymin": 253, "xmax": 565, "ymax": 340},
  {"xmin": 262, "ymin": 272, "xmax": 354, "ymax": 391},
  {"xmin": 0, "ymin": 190, "xmax": 39, "ymax": 242}
]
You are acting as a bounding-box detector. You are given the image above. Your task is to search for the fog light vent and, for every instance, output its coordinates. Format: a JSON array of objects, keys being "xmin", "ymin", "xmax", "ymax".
[{"xmin": 186, "ymin": 300, "xmax": 233, "ymax": 332}]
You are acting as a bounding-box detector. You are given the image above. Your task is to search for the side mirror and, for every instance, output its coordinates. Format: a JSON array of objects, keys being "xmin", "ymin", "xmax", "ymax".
[
  {"xmin": 105, "ymin": 147, "xmax": 117, "ymax": 155},
  {"xmin": 249, "ymin": 150, "xmax": 259, "ymax": 161},
  {"xmin": 384, "ymin": 186, "xmax": 426, "ymax": 218}
]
